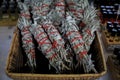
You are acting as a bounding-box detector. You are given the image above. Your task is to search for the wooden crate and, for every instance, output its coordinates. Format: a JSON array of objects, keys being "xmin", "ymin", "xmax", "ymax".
[
  {"xmin": 102, "ymin": 30, "xmax": 120, "ymax": 50},
  {"xmin": 107, "ymin": 56, "xmax": 120, "ymax": 80},
  {"xmin": 6, "ymin": 29, "xmax": 107, "ymax": 80}
]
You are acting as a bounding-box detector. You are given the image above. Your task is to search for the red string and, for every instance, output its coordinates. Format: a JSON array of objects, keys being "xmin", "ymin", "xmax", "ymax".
[
  {"xmin": 28, "ymin": 48, "xmax": 35, "ymax": 58},
  {"xmin": 46, "ymin": 47, "xmax": 53, "ymax": 54},
  {"xmin": 22, "ymin": 31, "xmax": 30, "ymax": 35},
  {"xmin": 42, "ymin": 4, "xmax": 49, "ymax": 8},
  {"xmin": 86, "ymin": 29, "xmax": 92, "ymax": 36},
  {"xmin": 73, "ymin": 42, "xmax": 84, "ymax": 49},
  {"xmin": 55, "ymin": 3, "xmax": 65, "ymax": 6},
  {"xmin": 38, "ymin": 36, "xmax": 53, "ymax": 54},
  {"xmin": 66, "ymin": 31, "xmax": 75, "ymax": 37},
  {"xmin": 79, "ymin": 51, "xmax": 87, "ymax": 59},
  {"xmin": 22, "ymin": 29, "xmax": 28, "ymax": 32},
  {"xmin": 43, "ymin": 25, "xmax": 49, "ymax": 30},
  {"xmin": 43, "ymin": 25, "xmax": 60, "ymax": 35},
  {"xmin": 52, "ymin": 39, "xmax": 64, "ymax": 48},
  {"xmin": 38, "ymin": 37, "xmax": 50, "ymax": 46},
  {"xmin": 24, "ymin": 39, "xmax": 32, "ymax": 44},
  {"xmin": 79, "ymin": 22, "xmax": 86, "ymax": 28},
  {"xmin": 66, "ymin": 31, "xmax": 79, "ymax": 37},
  {"xmin": 71, "ymin": 36, "xmax": 82, "ymax": 43},
  {"xmin": 22, "ymin": 26, "xmax": 29, "ymax": 32},
  {"xmin": 67, "ymin": 2, "xmax": 75, "ymax": 6},
  {"xmin": 25, "ymin": 26, "xmax": 30, "ymax": 28},
  {"xmin": 52, "ymin": 40, "xmax": 59, "ymax": 49},
  {"xmin": 70, "ymin": 9, "xmax": 76, "ymax": 12},
  {"xmin": 35, "ymin": 32, "xmax": 44, "ymax": 39},
  {"xmin": 50, "ymin": 30, "xmax": 59, "ymax": 35},
  {"xmin": 50, "ymin": 53, "xmax": 57, "ymax": 60},
  {"xmin": 39, "ymin": 41, "xmax": 51, "ymax": 47},
  {"xmin": 20, "ymin": 13, "xmax": 30, "ymax": 17}
]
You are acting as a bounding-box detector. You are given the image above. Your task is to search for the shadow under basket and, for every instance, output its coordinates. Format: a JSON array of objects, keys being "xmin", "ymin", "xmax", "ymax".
[
  {"xmin": 107, "ymin": 56, "xmax": 120, "ymax": 80},
  {"xmin": 6, "ymin": 29, "xmax": 107, "ymax": 80}
]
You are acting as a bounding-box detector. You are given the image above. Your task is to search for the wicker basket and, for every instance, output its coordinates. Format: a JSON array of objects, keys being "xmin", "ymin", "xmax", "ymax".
[
  {"xmin": 6, "ymin": 29, "xmax": 107, "ymax": 80},
  {"xmin": 107, "ymin": 56, "xmax": 120, "ymax": 80}
]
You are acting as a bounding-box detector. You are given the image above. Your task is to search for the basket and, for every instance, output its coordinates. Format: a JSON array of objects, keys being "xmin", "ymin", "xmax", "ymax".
[
  {"xmin": 107, "ymin": 56, "xmax": 120, "ymax": 80},
  {"xmin": 6, "ymin": 29, "xmax": 107, "ymax": 80},
  {"xmin": 102, "ymin": 30, "xmax": 120, "ymax": 50}
]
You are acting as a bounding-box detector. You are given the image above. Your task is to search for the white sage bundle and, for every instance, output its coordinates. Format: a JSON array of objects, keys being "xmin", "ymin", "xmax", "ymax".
[
  {"xmin": 50, "ymin": 0, "xmax": 65, "ymax": 26},
  {"xmin": 32, "ymin": 0, "xmax": 52, "ymax": 16},
  {"xmin": 66, "ymin": 0, "xmax": 89, "ymax": 23},
  {"xmin": 82, "ymin": 6, "xmax": 100, "ymax": 51},
  {"xmin": 62, "ymin": 12, "xmax": 97, "ymax": 73},
  {"xmin": 30, "ymin": 20, "xmax": 70, "ymax": 73},
  {"xmin": 31, "ymin": 1, "xmax": 42, "ymax": 17},
  {"xmin": 62, "ymin": 12, "xmax": 86, "ymax": 61},
  {"xmin": 32, "ymin": 6, "xmax": 71, "ymax": 72},
  {"xmin": 41, "ymin": 0, "xmax": 53, "ymax": 16},
  {"xmin": 82, "ymin": 21, "xmax": 99, "ymax": 51},
  {"xmin": 17, "ymin": 17, "xmax": 36, "ymax": 71},
  {"xmin": 50, "ymin": 1, "xmax": 74, "ymax": 69},
  {"xmin": 17, "ymin": 2, "xmax": 36, "ymax": 71},
  {"xmin": 32, "ymin": 5, "xmax": 71, "ymax": 68},
  {"xmin": 31, "ymin": 0, "xmax": 53, "ymax": 21},
  {"xmin": 42, "ymin": 18, "xmax": 71, "ymax": 68},
  {"xmin": 17, "ymin": 2, "xmax": 31, "ymax": 19},
  {"xmin": 54, "ymin": 0, "xmax": 65, "ymax": 18},
  {"xmin": 80, "ymin": 5, "xmax": 100, "ymax": 73}
]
